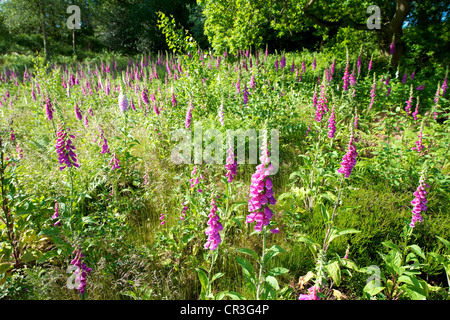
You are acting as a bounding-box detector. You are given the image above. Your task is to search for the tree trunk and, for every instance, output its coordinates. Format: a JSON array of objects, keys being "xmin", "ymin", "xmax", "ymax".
[
  {"xmin": 42, "ymin": 22, "xmax": 49, "ymax": 61},
  {"xmin": 385, "ymin": 0, "xmax": 410, "ymax": 66},
  {"xmin": 72, "ymin": 30, "xmax": 77, "ymax": 56},
  {"xmin": 303, "ymin": 0, "xmax": 411, "ymax": 66},
  {"xmin": 36, "ymin": 1, "xmax": 49, "ymax": 61}
]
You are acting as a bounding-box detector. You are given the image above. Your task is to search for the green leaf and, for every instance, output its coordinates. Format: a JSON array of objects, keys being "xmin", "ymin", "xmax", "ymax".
[
  {"xmin": 437, "ymin": 236, "xmax": 450, "ymax": 251},
  {"xmin": 320, "ymin": 204, "xmax": 330, "ymax": 222},
  {"xmin": 267, "ymin": 267, "xmax": 289, "ymax": 277},
  {"xmin": 211, "ymin": 272, "xmax": 224, "ymax": 284},
  {"xmin": 37, "ymin": 227, "xmax": 61, "ymax": 237},
  {"xmin": 329, "ymin": 228, "xmax": 360, "ymax": 243},
  {"xmin": 195, "ymin": 268, "xmax": 209, "ymax": 299},
  {"xmin": 265, "ymin": 276, "xmax": 279, "ymax": 290},
  {"xmin": 325, "ymin": 261, "xmax": 341, "ymax": 287},
  {"xmin": 263, "ymin": 245, "xmax": 285, "ymax": 264},
  {"xmin": 0, "ymin": 262, "xmax": 13, "ymax": 274},
  {"xmin": 237, "ymin": 248, "xmax": 259, "ymax": 261},
  {"xmin": 236, "ymin": 256, "xmax": 256, "ymax": 278},
  {"xmin": 298, "ymin": 236, "xmax": 320, "ymax": 252},
  {"xmin": 382, "ymin": 241, "xmax": 401, "ymax": 253},
  {"xmin": 363, "ymin": 280, "xmax": 385, "ymax": 296},
  {"xmin": 36, "ymin": 250, "xmax": 59, "ymax": 263},
  {"xmin": 407, "ymin": 244, "xmax": 425, "ymax": 260},
  {"xmin": 223, "ymin": 291, "xmax": 246, "ymax": 300}
]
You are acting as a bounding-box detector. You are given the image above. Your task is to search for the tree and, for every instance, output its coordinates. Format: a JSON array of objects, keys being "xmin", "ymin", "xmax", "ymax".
[
  {"xmin": 1, "ymin": 0, "xmax": 63, "ymax": 60},
  {"xmin": 198, "ymin": 0, "xmax": 424, "ymax": 65}
]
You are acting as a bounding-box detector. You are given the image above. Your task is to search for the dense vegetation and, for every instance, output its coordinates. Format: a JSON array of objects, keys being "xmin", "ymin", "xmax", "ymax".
[{"xmin": 0, "ymin": 0, "xmax": 449, "ymax": 301}]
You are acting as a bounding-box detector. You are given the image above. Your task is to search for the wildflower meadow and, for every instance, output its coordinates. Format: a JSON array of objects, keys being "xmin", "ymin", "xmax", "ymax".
[{"xmin": 0, "ymin": 1, "xmax": 449, "ymax": 305}]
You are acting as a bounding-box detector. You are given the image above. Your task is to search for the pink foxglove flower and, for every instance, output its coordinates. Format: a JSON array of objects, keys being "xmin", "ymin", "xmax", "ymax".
[
  {"xmin": 204, "ymin": 196, "xmax": 223, "ymax": 251},
  {"xmin": 118, "ymin": 91, "xmax": 129, "ymax": 113},
  {"xmin": 185, "ymin": 102, "xmax": 194, "ymax": 129},
  {"xmin": 412, "ymin": 97, "xmax": 420, "ymax": 121},
  {"xmin": 299, "ymin": 285, "xmax": 320, "ymax": 300},
  {"xmin": 405, "ymin": 87, "xmax": 413, "ymax": 116},
  {"xmin": 109, "ymin": 153, "xmax": 121, "ymax": 170},
  {"xmin": 246, "ymin": 134, "xmax": 276, "ymax": 232},
  {"xmin": 410, "ymin": 176, "xmax": 430, "ymax": 228},
  {"xmin": 338, "ymin": 133, "xmax": 358, "ymax": 178},
  {"xmin": 411, "ymin": 128, "xmax": 424, "ymax": 153},
  {"xmin": 56, "ymin": 124, "xmax": 79, "ymax": 171},
  {"xmin": 70, "ymin": 246, "xmax": 92, "ymax": 295},
  {"xmin": 225, "ymin": 146, "xmax": 238, "ymax": 182},
  {"xmin": 327, "ymin": 106, "xmax": 336, "ymax": 138}
]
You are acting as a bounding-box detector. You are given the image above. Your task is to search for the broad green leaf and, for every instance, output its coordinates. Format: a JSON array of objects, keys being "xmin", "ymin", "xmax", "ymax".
[
  {"xmin": 437, "ymin": 236, "xmax": 450, "ymax": 251},
  {"xmin": 195, "ymin": 268, "xmax": 209, "ymax": 292},
  {"xmin": 223, "ymin": 291, "xmax": 246, "ymax": 300},
  {"xmin": 382, "ymin": 241, "xmax": 401, "ymax": 253},
  {"xmin": 211, "ymin": 272, "xmax": 224, "ymax": 284},
  {"xmin": 0, "ymin": 262, "xmax": 13, "ymax": 274},
  {"xmin": 329, "ymin": 228, "xmax": 360, "ymax": 242},
  {"xmin": 237, "ymin": 248, "xmax": 259, "ymax": 261},
  {"xmin": 407, "ymin": 245, "xmax": 425, "ymax": 259},
  {"xmin": 363, "ymin": 280, "xmax": 385, "ymax": 296},
  {"xmin": 236, "ymin": 256, "xmax": 255, "ymax": 278},
  {"xmin": 325, "ymin": 261, "xmax": 341, "ymax": 287},
  {"xmin": 265, "ymin": 275, "xmax": 279, "ymax": 290},
  {"xmin": 267, "ymin": 267, "xmax": 289, "ymax": 277},
  {"xmin": 263, "ymin": 245, "xmax": 285, "ymax": 264}
]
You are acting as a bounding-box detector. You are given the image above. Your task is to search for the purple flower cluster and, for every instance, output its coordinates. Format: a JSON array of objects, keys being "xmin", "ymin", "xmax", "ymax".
[
  {"xmin": 299, "ymin": 285, "xmax": 320, "ymax": 300},
  {"xmin": 225, "ymin": 147, "xmax": 238, "ymax": 182},
  {"xmin": 246, "ymin": 141, "xmax": 276, "ymax": 232},
  {"xmin": 109, "ymin": 153, "xmax": 121, "ymax": 170},
  {"xmin": 337, "ymin": 133, "xmax": 358, "ymax": 178},
  {"xmin": 369, "ymin": 76, "xmax": 376, "ymax": 110},
  {"xmin": 189, "ymin": 165, "xmax": 204, "ymax": 193},
  {"xmin": 327, "ymin": 106, "xmax": 336, "ymax": 138},
  {"xmin": 442, "ymin": 75, "xmax": 448, "ymax": 95},
  {"xmin": 118, "ymin": 91, "xmax": 129, "ymax": 113},
  {"xmin": 412, "ymin": 97, "xmax": 420, "ymax": 121},
  {"xmin": 315, "ymin": 81, "xmax": 328, "ymax": 122},
  {"xmin": 410, "ymin": 177, "xmax": 430, "ymax": 228},
  {"xmin": 70, "ymin": 247, "xmax": 92, "ymax": 295},
  {"xmin": 411, "ymin": 129, "xmax": 424, "ymax": 153},
  {"xmin": 56, "ymin": 124, "xmax": 79, "ymax": 171},
  {"xmin": 52, "ymin": 201, "xmax": 60, "ymax": 226},
  {"xmin": 185, "ymin": 103, "xmax": 194, "ymax": 129},
  {"xmin": 44, "ymin": 96, "xmax": 54, "ymax": 120},
  {"xmin": 97, "ymin": 126, "xmax": 110, "ymax": 154},
  {"xmin": 405, "ymin": 88, "xmax": 413, "ymax": 116},
  {"xmin": 74, "ymin": 104, "xmax": 83, "ymax": 121},
  {"xmin": 342, "ymin": 57, "xmax": 350, "ymax": 91},
  {"xmin": 181, "ymin": 201, "xmax": 188, "ymax": 220},
  {"xmin": 204, "ymin": 196, "xmax": 223, "ymax": 251},
  {"xmin": 171, "ymin": 92, "xmax": 177, "ymax": 106}
]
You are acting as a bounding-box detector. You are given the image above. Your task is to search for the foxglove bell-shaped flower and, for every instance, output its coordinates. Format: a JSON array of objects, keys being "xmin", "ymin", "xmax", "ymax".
[
  {"xmin": 337, "ymin": 133, "xmax": 358, "ymax": 178},
  {"xmin": 118, "ymin": 91, "xmax": 129, "ymax": 113},
  {"xmin": 410, "ymin": 176, "xmax": 430, "ymax": 228},
  {"xmin": 246, "ymin": 134, "xmax": 276, "ymax": 232},
  {"xmin": 204, "ymin": 196, "xmax": 223, "ymax": 251},
  {"xmin": 225, "ymin": 146, "xmax": 238, "ymax": 182},
  {"xmin": 56, "ymin": 124, "xmax": 79, "ymax": 171}
]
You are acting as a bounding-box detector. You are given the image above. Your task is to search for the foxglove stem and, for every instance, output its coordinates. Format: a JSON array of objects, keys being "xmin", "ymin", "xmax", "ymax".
[
  {"xmin": 323, "ymin": 175, "xmax": 345, "ymax": 253},
  {"xmin": 256, "ymin": 226, "xmax": 267, "ymax": 300}
]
